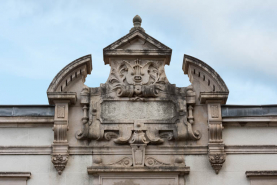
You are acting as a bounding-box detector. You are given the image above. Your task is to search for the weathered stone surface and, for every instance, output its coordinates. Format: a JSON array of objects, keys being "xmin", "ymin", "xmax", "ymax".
[
  {"xmin": 1, "ymin": 15, "xmax": 277, "ymax": 185},
  {"xmin": 101, "ymin": 101, "xmax": 177, "ymax": 122}
]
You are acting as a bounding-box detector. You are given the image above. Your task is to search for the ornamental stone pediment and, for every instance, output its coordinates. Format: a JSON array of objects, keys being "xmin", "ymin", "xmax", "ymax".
[{"xmin": 46, "ymin": 15, "xmax": 229, "ymax": 183}]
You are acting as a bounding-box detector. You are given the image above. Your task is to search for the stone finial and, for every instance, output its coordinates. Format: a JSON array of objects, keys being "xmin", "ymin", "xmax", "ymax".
[
  {"xmin": 130, "ymin": 15, "xmax": 145, "ymax": 32},
  {"xmin": 133, "ymin": 15, "xmax": 142, "ymax": 27}
]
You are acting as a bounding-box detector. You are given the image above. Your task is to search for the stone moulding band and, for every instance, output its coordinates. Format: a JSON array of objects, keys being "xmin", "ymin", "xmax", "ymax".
[
  {"xmin": 87, "ymin": 166, "xmax": 190, "ymax": 175},
  {"xmin": 246, "ymin": 171, "xmax": 277, "ymax": 177},
  {"xmin": 0, "ymin": 145, "xmax": 277, "ymax": 155},
  {"xmin": 0, "ymin": 172, "xmax": 31, "ymax": 178},
  {"xmin": 0, "ymin": 117, "xmax": 54, "ymax": 127}
]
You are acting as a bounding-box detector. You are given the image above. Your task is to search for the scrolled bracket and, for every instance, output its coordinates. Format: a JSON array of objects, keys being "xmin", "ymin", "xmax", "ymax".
[
  {"xmin": 207, "ymin": 103, "xmax": 226, "ymax": 174},
  {"xmin": 186, "ymin": 104, "xmax": 201, "ymax": 140}
]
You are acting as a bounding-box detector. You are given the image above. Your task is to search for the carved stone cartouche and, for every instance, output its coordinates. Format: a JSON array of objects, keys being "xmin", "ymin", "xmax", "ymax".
[{"xmin": 75, "ymin": 58, "xmax": 201, "ymax": 144}]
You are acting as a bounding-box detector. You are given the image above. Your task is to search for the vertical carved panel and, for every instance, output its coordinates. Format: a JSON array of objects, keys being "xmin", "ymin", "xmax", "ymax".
[
  {"xmin": 131, "ymin": 144, "xmax": 146, "ymax": 167},
  {"xmin": 52, "ymin": 102, "xmax": 70, "ymax": 175},
  {"xmin": 53, "ymin": 123, "xmax": 68, "ymax": 142},
  {"xmin": 57, "ymin": 106, "xmax": 65, "ymax": 118},
  {"xmin": 210, "ymin": 105, "xmax": 219, "ymax": 118},
  {"xmin": 207, "ymin": 103, "xmax": 226, "ymax": 174}
]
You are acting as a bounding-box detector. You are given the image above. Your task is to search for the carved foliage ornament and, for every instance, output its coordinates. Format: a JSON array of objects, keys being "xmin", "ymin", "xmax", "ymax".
[
  {"xmin": 51, "ymin": 154, "xmax": 68, "ymax": 175},
  {"xmin": 209, "ymin": 153, "xmax": 226, "ymax": 174},
  {"xmin": 108, "ymin": 59, "xmax": 168, "ymax": 98}
]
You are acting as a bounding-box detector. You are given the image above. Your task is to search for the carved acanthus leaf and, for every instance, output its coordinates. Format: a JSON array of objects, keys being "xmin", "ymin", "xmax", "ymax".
[{"xmin": 129, "ymin": 130, "xmax": 149, "ymax": 144}]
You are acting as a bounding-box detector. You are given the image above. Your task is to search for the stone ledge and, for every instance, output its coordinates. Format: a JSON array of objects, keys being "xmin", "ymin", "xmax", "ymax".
[
  {"xmin": 0, "ymin": 172, "xmax": 31, "ymax": 178},
  {"xmin": 47, "ymin": 92, "xmax": 77, "ymax": 105},
  {"xmin": 87, "ymin": 166, "xmax": 190, "ymax": 175},
  {"xmin": 0, "ymin": 145, "xmax": 276, "ymax": 155},
  {"xmin": 0, "ymin": 117, "xmax": 54, "ymax": 127},
  {"xmin": 246, "ymin": 171, "xmax": 277, "ymax": 177},
  {"xmin": 225, "ymin": 145, "xmax": 277, "ymax": 154},
  {"xmin": 222, "ymin": 117, "xmax": 277, "ymax": 127},
  {"xmin": 200, "ymin": 92, "xmax": 229, "ymax": 104},
  {"xmin": 0, "ymin": 146, "xmax": 52, "ymax": 155}
]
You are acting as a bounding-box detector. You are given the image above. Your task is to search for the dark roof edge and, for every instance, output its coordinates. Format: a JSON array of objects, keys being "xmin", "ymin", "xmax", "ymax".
[
  {"xmin": 222, "ymin": 104, "xmax": 277, "ymax": 107},
  {"xmin": 0, "ymin": 105, "xmax": 54, "ymax": 107}
]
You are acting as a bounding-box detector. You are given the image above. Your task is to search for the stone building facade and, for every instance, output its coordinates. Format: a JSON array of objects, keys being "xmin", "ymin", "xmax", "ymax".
[{"xmin": 0, "ymin": 15, "xmax": 277, "ymax": 185}]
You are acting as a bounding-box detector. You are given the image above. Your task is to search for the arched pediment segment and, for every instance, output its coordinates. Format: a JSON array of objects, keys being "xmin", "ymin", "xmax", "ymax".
[
  {"xmin": 182, "ymin": 55, "xmax": 229, "ymax": 93},
  {"xmin": 47, "ymin": 55, "xmax": 92, "ymax": 92}
]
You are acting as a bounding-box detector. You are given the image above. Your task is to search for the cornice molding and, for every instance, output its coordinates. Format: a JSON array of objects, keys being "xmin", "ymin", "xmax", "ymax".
[
  {"xmin": 0, "ymin": 145, "xmax": 276, "ymax": 155},
  {"xmin": 47, "ymin": 55, "xmax": 92, "ymax": 93},
  {"xmin": 246, "ymin": 171, "xmax": 277, "ymax": 177},
  {"xmin": 0, "ymin": 116, "xmax": 54, "ymax": 127},
  {"xmin": 0, "ymin": 172, "xmax": 31, "ymax": 178}
]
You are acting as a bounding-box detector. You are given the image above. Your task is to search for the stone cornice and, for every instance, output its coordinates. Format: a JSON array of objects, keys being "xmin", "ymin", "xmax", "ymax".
[
  {"xmin": 87, "ymin": 166, "xmax": 190, "ymax": 175},
  {"xmin": 246, "ymin": 171, "xmax": 277, "ymax": 177},
  {"xmin": 0, "ymin": 146, "xmax": 52, "ymax": 155},
  {"xmin": 0, "ymin": 145, "xmax": 276, "ymax": 155},
  {"xmin": 223, "ymin": 117, "xmax": 277, "ymax": 127},
  {"xmin": 200, "ymin": 92, "xmax": 229, "ymax": 104},
  {"xmin": 47, "ymin": 92, "xmax": 77, "ymax": 105},
  {"xmin": 103, "ymin": 29, "xmax": 172, "ymax": 65},
  {"xmin": 0, "ymin": 172, "xmax": 31, "ymax": 178},
  {"xmin": 104, "ymin": 29, "xmax": 171, "ymax": 51},
  {"xmin": 182, "ymin": 55, "xmax": 229, "ymax": 93},
  {"xmin": 0, "ymin": 116, "xmax": 54, "ymax": 127},
  {"xmin": 225, "ymin": 145, "xmax": 277, "ymax": 154},
  {"xmin": 47, "ymin": 55, "xmax": 92, "ymax": 92}
]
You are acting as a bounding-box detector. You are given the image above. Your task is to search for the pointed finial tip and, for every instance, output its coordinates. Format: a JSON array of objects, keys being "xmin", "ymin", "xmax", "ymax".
[
  {"xmin": 130, "ymin": 15, "xmax": 145, "ymax": 32},
  {"xmin": 133, "ymin": 15, "xmax": 142, "ymax": 27}
]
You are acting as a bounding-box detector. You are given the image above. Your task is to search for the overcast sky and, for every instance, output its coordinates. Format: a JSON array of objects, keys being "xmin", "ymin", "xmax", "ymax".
[{"xmin": 0, "ymin": 0, "xmax": 276, "ymax": 105}]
